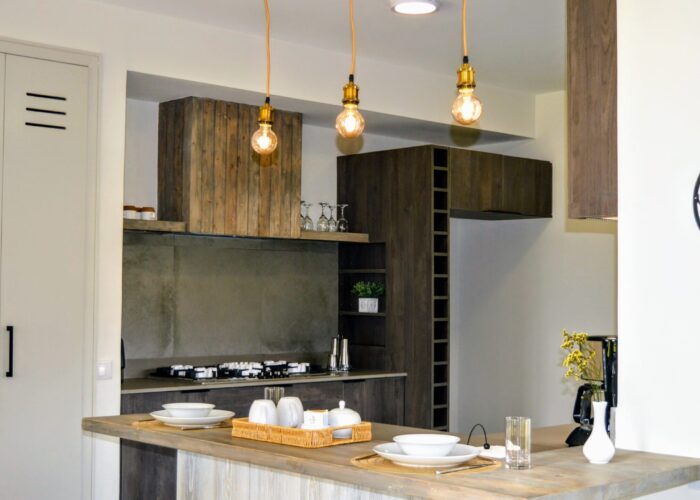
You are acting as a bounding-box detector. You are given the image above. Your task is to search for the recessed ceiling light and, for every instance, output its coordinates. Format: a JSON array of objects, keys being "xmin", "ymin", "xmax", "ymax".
[{"xmin": 390, "ymin": 0, "xmax": 439, "ymax": 15}]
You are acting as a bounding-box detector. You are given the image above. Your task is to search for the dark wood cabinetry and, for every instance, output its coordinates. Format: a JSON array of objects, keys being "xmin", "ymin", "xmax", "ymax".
[
  {"xmin": 338, "ymin": 146, "xmax": 450, "ymax": 430},
  {"xmin": 567, "ymin": 0, "xmax": 617, "ymax": 219},
  {"xmin": 338, "ymin": 145, "xmax": 552, "ymax": 430},
  {"xmin": 119, "ymin": 377, "xmax": 404, "ymax": 500},
  {"xmin": 158, "ymin": 97, "xmax": 302, "ymax": 238},
  {"xmin": 450, "ymin": 149, "xmax": 552, "ymax": 219}
]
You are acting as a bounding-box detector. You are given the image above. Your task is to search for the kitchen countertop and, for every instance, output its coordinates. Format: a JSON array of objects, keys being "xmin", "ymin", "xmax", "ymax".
[
  {"xmin": 83, "ymin": 414, "xmax": 700, "ymax": 499},
  {"xmin": 121, "ymin": 370, "xmax": 408, "ymax": 394}
]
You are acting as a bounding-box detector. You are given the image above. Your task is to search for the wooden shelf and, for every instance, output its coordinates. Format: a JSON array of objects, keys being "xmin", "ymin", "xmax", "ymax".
[
  {"xmin": 339, "ymin": 311, "xmax": 386, "ymax": 317},
  {"xmin": 123, "ymin": 223, "xmax": 370, "ymax": 244},
  {"xmin": 339, "ymin": 269, "xmax": 386, "ymax": 274},
  {"xmin": 123, "ymin": 219, "xmax": 186, "ymax": 233},
  {"xmin": 300, "ymin": 230, "xmax": 369, "ymax": 243}
]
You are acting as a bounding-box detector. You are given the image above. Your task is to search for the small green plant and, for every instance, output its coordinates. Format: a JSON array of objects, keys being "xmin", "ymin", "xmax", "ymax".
[{"xmin": 351, "ymin": 281, "xmax": 385, "ymax": 298}]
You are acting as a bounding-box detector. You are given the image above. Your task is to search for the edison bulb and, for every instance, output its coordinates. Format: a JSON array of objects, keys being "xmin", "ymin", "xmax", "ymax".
[
  {"xmin": 335, "ymin": 104, "xmax": 365, "ymax": 138},
  {"xmin": 451, "ymin": 87, "xmax": 483, "ymax": 125},
  {"xmin": 251, "ymin": 124, "xmax": 278, "ymax": 155}
]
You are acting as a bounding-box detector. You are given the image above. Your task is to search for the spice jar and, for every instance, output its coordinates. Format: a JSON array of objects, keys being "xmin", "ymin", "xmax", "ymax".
[
  {"xmin": 123, "ymin": 205, "xmax": 139, "ymax": 220},
  {"xmin": 139, "ymin": 207, "xmax": 157, "ymax": 221}
]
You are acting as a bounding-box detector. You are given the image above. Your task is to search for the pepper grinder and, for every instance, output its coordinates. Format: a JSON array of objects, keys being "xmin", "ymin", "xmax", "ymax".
[
  {"xmin": 328, "ymin": 336, "xmax": 340, "ymax": 372},
  {"xmin": 339, "ymin": 338, "xmax": 350, "ymax": 372}
]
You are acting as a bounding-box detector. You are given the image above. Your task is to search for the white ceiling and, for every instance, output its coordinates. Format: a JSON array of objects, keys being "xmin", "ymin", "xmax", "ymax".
[{"xmin": 95, "ymin": 0, "xmax": 566, "ymax": 93}]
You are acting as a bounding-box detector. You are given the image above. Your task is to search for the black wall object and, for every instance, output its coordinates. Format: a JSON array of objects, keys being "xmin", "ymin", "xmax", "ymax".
[{"xmin": 694, "ymin": 172, "xmax": 700, "ymax": 230}]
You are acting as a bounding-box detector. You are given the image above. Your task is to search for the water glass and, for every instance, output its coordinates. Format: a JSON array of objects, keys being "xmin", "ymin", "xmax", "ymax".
[
  {"xmin": 264, "ymin": 386, "xmax": 285, "ymax": 405},
  {"xmin": 505, "ymin": 416, "xmax": 531, "ymax": 469}
]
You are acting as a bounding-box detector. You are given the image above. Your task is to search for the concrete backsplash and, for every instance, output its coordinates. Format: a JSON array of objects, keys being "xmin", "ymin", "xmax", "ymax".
[{"xmin": 122, "ymin": 232, "xmax": 338, "ymax": 371}]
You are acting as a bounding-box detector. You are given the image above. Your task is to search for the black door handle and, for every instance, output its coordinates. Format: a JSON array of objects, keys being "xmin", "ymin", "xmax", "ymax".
[{"xmin": 6, "ymin": 326, "xmax": 13, "ymax": 377}]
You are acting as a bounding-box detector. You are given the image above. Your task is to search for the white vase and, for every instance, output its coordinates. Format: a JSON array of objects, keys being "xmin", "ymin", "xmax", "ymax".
[{"xmin": 583, "ymin": 401, "xmax": 616, "ymax": 464}]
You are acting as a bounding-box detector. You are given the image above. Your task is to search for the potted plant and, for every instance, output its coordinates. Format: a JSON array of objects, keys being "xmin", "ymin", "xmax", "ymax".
[{"xmin": 351, "ymin": 281, "xmax": 385, "ymax": 313}]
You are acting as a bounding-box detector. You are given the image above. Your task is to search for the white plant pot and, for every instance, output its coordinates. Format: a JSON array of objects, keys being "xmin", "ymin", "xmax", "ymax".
[
  {"xmin": 358, "ymin": 298, "xmax": 379, "ymax": 313},
  {"xmin": 583, "ymin": 401, "xmax": 616, "ymax": 464}
]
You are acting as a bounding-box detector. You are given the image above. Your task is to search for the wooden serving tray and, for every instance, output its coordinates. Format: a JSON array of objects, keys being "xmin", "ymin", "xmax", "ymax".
[{"xmin": 232, "ymin": 418, "xmax": 372, "ymax": 448}]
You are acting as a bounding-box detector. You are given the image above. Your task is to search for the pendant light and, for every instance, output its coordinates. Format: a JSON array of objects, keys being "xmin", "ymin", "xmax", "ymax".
[
  {"xmin": 336, "ymin": 0, "xmax": 365, "ymax": 138},
  {"xmin": 251, "ymin": 0, "xmax": 278, "ymax": 155},
  {"xmin": 451, "ymin": 0, "xmax": 483, "ymax": 125}
]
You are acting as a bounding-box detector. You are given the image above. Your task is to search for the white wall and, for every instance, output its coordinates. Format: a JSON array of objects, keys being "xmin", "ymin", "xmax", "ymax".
[
  {"xmin": 616, "ymin": 0, "xmax": 700, "ymax": 461},
  {"xmin": 450, "ymin": 91, "xmax": 617, "ymax": 434}
]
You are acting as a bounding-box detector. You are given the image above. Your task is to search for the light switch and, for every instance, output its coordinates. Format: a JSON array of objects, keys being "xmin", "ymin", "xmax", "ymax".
[{"xmin": 96, "ymin": 360, "xmax": 113, "ymax": 380}]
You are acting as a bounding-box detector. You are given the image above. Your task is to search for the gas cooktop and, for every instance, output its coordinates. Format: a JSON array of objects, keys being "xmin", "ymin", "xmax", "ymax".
[{"xmin": 150, "ymin": 360, "xmax": 313, "ymax": 384}]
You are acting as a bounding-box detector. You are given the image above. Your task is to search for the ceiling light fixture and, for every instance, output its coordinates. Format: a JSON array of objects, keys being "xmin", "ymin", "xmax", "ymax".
[
  {"xmin": 390, "ymin": 0, "xmax": 439, "ymax": 15},
  {"xmin": 251, "ymin": 0, "xmax": 278, "ymax": 156},
  {"xmin": 336, "ymin": 0, "xmax": 365, "ymax": 139},
  {"xmin": 451, "ymin": 0, "xmax": 483, "ymax": 125}
]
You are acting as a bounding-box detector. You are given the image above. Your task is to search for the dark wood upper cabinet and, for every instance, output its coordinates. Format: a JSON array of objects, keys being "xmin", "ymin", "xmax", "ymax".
[
  {"xmin": 157, "ymin": 97, "xmax": 302, "ymax": 238},
  {"xmin": 567, "ymin": 0, "xmax": 617, "ymax": 219},
  {"xmin": 450, "ymin": 149, "xmax": 552, "ymax": 219}
]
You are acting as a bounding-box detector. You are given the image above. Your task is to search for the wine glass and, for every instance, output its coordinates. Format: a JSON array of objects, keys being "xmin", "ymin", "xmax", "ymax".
[
  {"xmin": 317, "ymin": 202, "xmax": 329, "ymax": 232},
  {"xmin": 299, "ymin": 200, "xmax": 306, "ymax": 230},
  {"xmin": 328, "ymin": 204, "xmax": 338, "ymax": 232},
  {"xmin": 302, "ymin": 202, "xmax": 314, "ymax": 231},
  {"xmin": 337, "ymin": 204, "xmax": 349, "ymax": 232}
]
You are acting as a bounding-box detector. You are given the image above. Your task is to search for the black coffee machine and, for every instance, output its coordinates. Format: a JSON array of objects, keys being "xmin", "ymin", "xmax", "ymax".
[{"xmin": 565, "ymin": 336, "xmax": 617, "ymax": 447}]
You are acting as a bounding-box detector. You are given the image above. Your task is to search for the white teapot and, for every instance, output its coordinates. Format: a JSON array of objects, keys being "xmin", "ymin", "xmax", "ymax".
[{"xmin": 328, "ymin": 400, "xmax": 361, "ymax": 438}]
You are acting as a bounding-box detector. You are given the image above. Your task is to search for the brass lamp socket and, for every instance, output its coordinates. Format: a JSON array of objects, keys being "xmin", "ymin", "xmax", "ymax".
[
  {"xmin": 257, "ymin": 101, "xmax": 273, "ymax": 126},
  {"xmin": 342, "ymin": 80, "xmax": 360, "ymax": 106},
  {"xmin": 456, "ymin": 63, "xmax": 476, "ymax": 90}
]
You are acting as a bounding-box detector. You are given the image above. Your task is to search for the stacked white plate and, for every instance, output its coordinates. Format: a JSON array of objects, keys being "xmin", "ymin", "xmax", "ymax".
[
  {"xmin": 373, "ymin": 443, "xmax": 481, "ymax": 468},
  {"xmin": 373, "ymin": 434, "xmax": 481, "ymax": 468},
  {"xmin": 373, "ymin": 443, "xmax": 481, "ymax": 467},
  {"xmin": 151, "ymin": 403, "xmax": 234, "ymax": 429}
]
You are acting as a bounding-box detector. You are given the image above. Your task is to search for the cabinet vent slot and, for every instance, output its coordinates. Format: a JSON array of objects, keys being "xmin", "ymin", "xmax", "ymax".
[
  {"xmin": 25, "ymin": 122, "xmax": 67, "ymax": 130},
  {"xmin": 26, "ymin": 92, "xmax": 67, "ymax": 101},
  {"xmin": 26, "ymin": 107, "xmax": 66, "ymax": 116}
]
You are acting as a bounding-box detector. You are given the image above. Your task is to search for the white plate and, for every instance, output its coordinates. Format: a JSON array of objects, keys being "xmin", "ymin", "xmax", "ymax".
[
  {"xmin": 373, "ymin": 443, "xmax": 481, "ymax": 468},
  {"xmin": 150, "ymin": 409, "xmax": 234, "ymax": 427}
]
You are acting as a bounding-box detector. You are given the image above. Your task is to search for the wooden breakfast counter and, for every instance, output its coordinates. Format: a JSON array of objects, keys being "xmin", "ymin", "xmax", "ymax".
[{"xmin": 83, "ymin": 414, "xmax": 700, "ymax": 499}]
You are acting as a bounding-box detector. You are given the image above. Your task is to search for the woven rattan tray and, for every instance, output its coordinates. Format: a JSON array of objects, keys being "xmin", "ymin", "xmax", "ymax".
[{"xmin": 232, "ymin": 418, "xmax": 372, "ymax": 448}]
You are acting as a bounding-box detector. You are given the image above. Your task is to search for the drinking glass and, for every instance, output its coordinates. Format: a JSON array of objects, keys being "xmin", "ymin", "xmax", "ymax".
[
  {"xmin": 317, "ymin": 202, "xmax": 329, "ymax": 232},
  {"xmin": 328, "ymin": 205, "xmax": 338, "ymax": 232},
  {"xmin": 302, "ymin": 202, "xmax": 314, "ymax": 231},
  {"xmin": 505, "ymin": 416, "xmax": 531, "ymax": 469},
  {"xmin": 337, "ymin": 204, "xmax": 349, "ymax": 232},
  {"xmin": 264, "ymin": 386, "xmax": 285, "ymax": 405}
]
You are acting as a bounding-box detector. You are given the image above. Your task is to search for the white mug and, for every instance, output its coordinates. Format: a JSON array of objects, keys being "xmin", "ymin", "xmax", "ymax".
[
  {"xmin": 277, "ymin": 397, "xmax": 304, "ymax": 428},
  {"xmin": 248, "ymin": 399, "xmax": 278, "ymax": 425}
]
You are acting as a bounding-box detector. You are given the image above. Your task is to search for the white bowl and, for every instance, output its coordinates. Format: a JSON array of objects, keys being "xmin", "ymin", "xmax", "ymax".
[
  {"xmin": 392, "ymin": 433, "xmax": 460, "ymax": 457},
  {"xmin": 162, "ymin": 402, "xmax": 215, "ymax": 418}
]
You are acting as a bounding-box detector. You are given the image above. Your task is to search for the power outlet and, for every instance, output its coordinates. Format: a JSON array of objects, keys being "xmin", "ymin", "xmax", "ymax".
[{"xmin": 96, "ymin": 360, "xmax": 113, "ymax": 380}]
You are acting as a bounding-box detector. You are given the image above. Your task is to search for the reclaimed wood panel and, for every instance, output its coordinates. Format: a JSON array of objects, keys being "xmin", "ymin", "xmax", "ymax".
[
  {"xmin": 158, "ymin": 97, "xmax": 302, "ymax": 237},
  {"xmin": 567, "ymin": 0, "xmax": 617, "ymax": 218}
]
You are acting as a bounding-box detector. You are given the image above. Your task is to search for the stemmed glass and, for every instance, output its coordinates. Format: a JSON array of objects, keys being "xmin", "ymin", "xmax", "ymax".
[
  {"xmin": 337, "ymin": 204, "xmax": 349, "ymax": 232},
  {"xmin": 299, "ymin": 200, "xmax": 306, "ymax": 230},
  {"xmin": 328, "ymin": 204, "xmax": 338, "ymax": 232},
  {"xmin": 302, "ymin": 202, "xmax": 314, "ymax": 231},
  {"xmin": 317, "ymin": 202, "xmax": 330, "ymax": 232}
]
